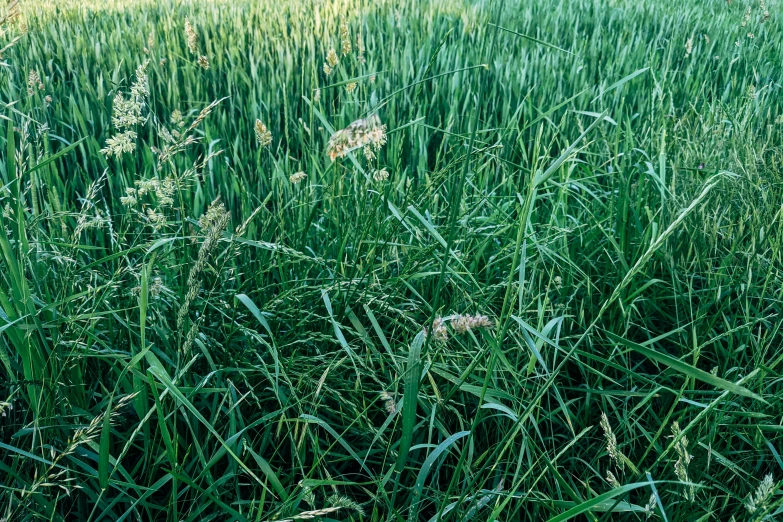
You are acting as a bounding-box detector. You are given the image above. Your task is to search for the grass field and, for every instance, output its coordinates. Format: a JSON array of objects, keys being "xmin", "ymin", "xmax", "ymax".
[{"xmin": 1, "ymin": 0, "xmax": 783, "ymax": 520}]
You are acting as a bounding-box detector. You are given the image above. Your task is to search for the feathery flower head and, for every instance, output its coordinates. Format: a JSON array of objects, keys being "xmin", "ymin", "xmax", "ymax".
[
  {"xmin": 120, "ymin": 187, "xmax": 138, "ymax": 206},
  {"xmin": 255, "ymin": 119, "xmax": 272, "ymax": 148},
  {"xmin": 323, "ymin": 48, "xmax": 339, "ymax": 76},
  {"xmin": 289, "ymin": 171, "xmax": 307, "ymax": 184},
  {"xmin": 185, "ymin": 19, "xmax": 198, "ymax": 54},
  {"xmin": 423, "ymin": 313, "xmax": 492, "ymax": 341},
  {"xmin": 600, "ymin": 412, "xmax": 621, "ymax": 468},
  {"xmin": 326, "ymin": 114, "xmax": 386, "ymax": 161},
  {"xmin": 27, "ymin": 69, "xmax": 43, "ymax": 96},
  {"xmin": 424, "ymin": 317, "xmax": 449, "ymax": 342},
  {"xmin": 372, "ymin": 168, "xmax": 389, "ymax": 182},
  {"xmin": 145, "ymin": 208, "xmax": 167, "ymax": 231},
  {"xmin": 130, "ymin": 60, "xmax": 149, "ymax": 99},
  {"xmin": 670, "ymin": 421, "xmax": 695, "ymax": 502},
  {"xmin": 378, "ymin": 391, "xmax": 397, "ymax": 414},
  {"xmin": 606, "ymin": 470, "xmax": 621, "ymax": 489},
  {"xmin": 111, "ymin": 93, "xmax": 145, "ymax": 129},
  {"xmin": 746, "ymin": 474, "xmax": 776, "ymax": 514},
  {"xmin": 363, "ymin": 145, "xmax": 375, "ymax": 161},
  {"xmin": 101, "ymin": 130, "xmax": 137, "ymax": 157},
  {"xmin": 357, "ymin": 30, "xmax": 366, "ymax": 63},
  {"xmin": 340, "ymin": 15, "xmax": 351, "ymax": 55},
  {"xmin": 451, "ymin": 314, "xmax": 492, "ymax": 334},
  {"xmin": 171, "ymin": 109, "xmax": 184, "ymax": 127}
]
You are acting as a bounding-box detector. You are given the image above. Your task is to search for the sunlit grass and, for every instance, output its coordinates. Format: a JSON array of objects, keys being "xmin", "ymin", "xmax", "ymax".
[{"xmin": 0, "ymin": 0, "xmax": 782, "ymax": 520}]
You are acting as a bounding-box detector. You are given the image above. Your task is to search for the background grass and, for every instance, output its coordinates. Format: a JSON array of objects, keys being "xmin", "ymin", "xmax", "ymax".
[{"xmin": 1, "ymin": 0, "xmax": 783, "ymax": 520}]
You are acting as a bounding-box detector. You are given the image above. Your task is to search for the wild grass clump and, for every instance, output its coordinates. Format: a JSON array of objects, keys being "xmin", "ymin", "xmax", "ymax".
[{"xmin": 1, "ymin": 0, "xmax": 782, "ymax": 520}]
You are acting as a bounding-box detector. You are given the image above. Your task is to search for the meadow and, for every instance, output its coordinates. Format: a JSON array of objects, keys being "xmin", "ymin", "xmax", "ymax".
[{"xmin": 1, "ymin": 0, "xmax": 782, "ymax": 520}]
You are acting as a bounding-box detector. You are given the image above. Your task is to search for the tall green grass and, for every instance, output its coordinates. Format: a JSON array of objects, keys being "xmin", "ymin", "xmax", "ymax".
[{"xmin": 1, "ymin": 0, "xmax": 782, "ymax": 520}]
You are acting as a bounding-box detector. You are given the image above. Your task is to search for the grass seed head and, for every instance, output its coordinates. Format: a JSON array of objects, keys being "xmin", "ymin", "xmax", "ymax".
[
  {"xmin": 326, "ymin": 114, "xmax": 386, "ymax": 161},
  {"xmin": 372, "ymin": 168, "xmax": 389, "ymax": 182},
  {"xmin": 606, "ymin": 470, "xmax": 621, "ymax": 488},
  {"xmin": 451, "ymin": 313, "xmax": 492, "ymax": 334},
  {"xmin": 339, "ymin": 15, "xmax": 351, "ymax": 55},
  {"xmin": 746, "ymin": 474, "xmax": 776, "ymax": 514},
  {"xmin": 185, "ymin": 19, "xmax": 198, "ymax": 54},
  {"xmin": 27, "ymin": 69, "xmax": 43, "ymax": 95},
  {"xmin": 255, "ymin": 119, "xmax": 272, "ymax": 147},
  {"xmin": 323, "ymin": 48, "xmax": 339, "ymax": 75},
  {"xmin": 356, "ymin": 30, "xmax": 365, "ymax": 63},
  {"xmin": 600, "ymin": 412, "xmax": 621, "ymax": 469}
]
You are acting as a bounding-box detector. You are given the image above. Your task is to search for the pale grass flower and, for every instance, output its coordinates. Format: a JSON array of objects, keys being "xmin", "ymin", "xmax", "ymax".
[
  {"xmin": 27, "ymin": 69, "xmax": 43, "ymax": 96},
  {"xmin": 424, "ymin": 317, "xmax": 449, "ymax": 341},
  {"xmin": 670, "ymin": 421, "xmax": 695, "ymax": 502},
  {"xmin": 600, "ymin": 412, "xmax": 621, "ymax": 469},
  {"xmin": 451, "ymin": 314, "xmax": 492, "ymax": 334},
  {"xmin": 171, "ymin": 109, "xmax": 184, "ymax": 127},
  {"xmin": 255, "ymin": 119, "xmax": 272, "ymax": 148},
  {"xmin": 379, "ymin": 391, "xmax": 396, "ymax": 414},
  {"xmin": 185, "ymin": 19, "xmax": 198, "ymax": 54},
  {"xmin": 101, "ymin": 130, "xmax": 137, "ymax": 157},
  {"xmin": 345, "ymin": 82, "xmax": 357, "ymax": 94},
  {"xmin": 177, "ymin": 199, "xmax": 231, "ymax": 350},
  {"xmin": 372, "ymin": 168, "xmax": 389, "ymax": 182},
  {"xmin": 120, "ymin": 187, "xmax": 138, "ymax": 206},
  {"xmin": 111, "ymin": 93, "xmax": 144, "ymax": 128},
  {"xmin": 0, "ymin": 397, "xmax": 13, "ymax": 417},
  {"xmin": 327, "ymin": 494, "xmax": 364, "ymax": 517},
  {"xmin": 267, "ymin": 507, "xmax": 343, "ymax": 522},
  {"xmin": 198, "ymin": 55, "xmax": 210, "ymax": 69},
  {"xmin": 145, "ymin": 208, "xmax": 167, "ymax": 231},
  {"xmin": 327, "ymin": 48, "xmax": 339, "ymax": 67},
  {"xmin": 326, "ymin": 114, "xmax": 386, "ymax": 161},
  {"xmin": 606, "ymin": 470, "xmax": 621, "ymax": 488},
  {"xmin": 424, "ymin": 313, "xmax": 492, "ymax": 341},
  {"xmin": 289, "ymin": 171, "xmax": 307, "ymax": 184},
  {"xmin": 644, "ymin": 494, "xmax": 656, "ymax": 519},
  {"xmin": 363, "ymin": 145, "xmax": 375, "ymax": 161},
  {"xmin": 339, "ymin": 15, "xmax": 351, "ymax": 55},
  {"xmin": 356, "ymin": 30, "xmax": 366, "ymax": 63},
  {"xmin": 149, "ymin": 276, "xmax": 164, "ymax": 298},
  {"xmin": 102, "ymin": 61, "xmax": 149, "ymax": 157},
  {"xmin": 126, "ymin": 72, "xmax": 150, "ymax": 104},
  {"xmin": 746, "ymin": 474, "xmax": 776, "ymax": 514},
  {"xmin": 323, "ymin": 48, "xmax": 339, "ymax": 76}
]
